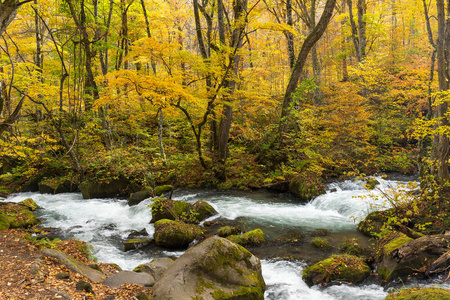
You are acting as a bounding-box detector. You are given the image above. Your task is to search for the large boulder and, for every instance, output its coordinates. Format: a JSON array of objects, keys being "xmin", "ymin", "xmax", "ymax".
[
  {"xmin": 133, "ymin": 257, "xmax": 174, "ymax": 281},
  {"xmin": 358, "ymin": 209, "xmax": 392, "ymax": 237},
  {"xmin": 226, "ymin": 229, "xmax": 266, "ymax": 246},
  {"xmin": 153, "ymin": 185, "xmax": 173, "ymax": 197},
  {"xmin": 302, "ymin": 255, "xmax": 370, "ymax": 287},
  {"xmin": 153, "ymin": 219, "xmax": 205, "ymax": 249},
  {"xmin": 289, "ymin": 175, "xmax": 325, "ymax": 202},
  {"xmin": 152, "ymin": 237, "xmax": 266, "ymax": 300},
  {"xmin": 150, "ymin": 198, "xmax": 191, "ymax": 223},
  {"xmin": 39, "ymin": 178, "xmax": 78, "ymax": 194},
  {"xmin": 79, "ymin": 178, "xmax": 131, "ymax": 199}
]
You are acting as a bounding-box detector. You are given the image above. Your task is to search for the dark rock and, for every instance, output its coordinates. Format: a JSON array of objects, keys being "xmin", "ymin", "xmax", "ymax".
[
  {"xmin": 217, "ymin": 226, "xmax": 242, "ymax": 237},
  {"xmin": 152, "ymin": 237, "xmax": 266, "ymax": 300},
  {"xmin": 124, "ymin": 239, "xmax": 152, "ymax": 251},
  {"xmin": 76, "ymin": 280, "xmax": 94, "ymax": 293},
  {"xmin": 56, "ymin": 272, "xmax": 70, "ymax": 280},
  {"xmin": 128, "ymin": 189, "xmax": 153, "ymax": 206},
  {"xmin": 289, "ymin": 175, "xmax": 325, "ymax": 202},
  {"xmin": 189, "ymin": 200, "xmax": 218, "ymax": 223},
  {"xmin": 79, "ymin": 178, "xmax": 132, "ymax": 199},
  {"xmin": 150, "ymin": 198, "xmax": 190, "ymax": 223},
  {"xmin": 127, "ymin": 228, "xmax": 149, "ymax": 239}
]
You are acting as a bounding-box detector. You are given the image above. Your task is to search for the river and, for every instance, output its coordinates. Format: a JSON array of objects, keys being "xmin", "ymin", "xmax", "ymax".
[{"xmin": 4, "ymin": 176, "xmax": 449, "ymax": 299}]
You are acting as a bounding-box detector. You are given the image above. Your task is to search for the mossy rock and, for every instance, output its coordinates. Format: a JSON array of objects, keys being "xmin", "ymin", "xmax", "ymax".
[
  {"xmin": 217, "ymin": 226, "xmax": 242, "ymax": 238},
  {"xmin": 39, "ymin": 179, "xmax": 59, "ymax": 194},
  {"xmin": 128, "ymin": 187, "xmax": 153, "ymax": 206},
  {"xmin": 385, "ymin": 287, "xmax": 450, "ymax": 299},
  {"xmin": 152, "ymin": 237, "xmax": 265, "ymax": 300},
  {"xmin": 302, "ymin": 255, "xmax": 370, "ymax": 287},
  {"xmin": 358, "ymin": 209, "xmax": 392, "ymax": 237},
  {"xmin": 339, "ymin": 238, "xmax": 367, "ymax": 256},
  {"xmin": 226, "ymin": 229, "xmax": 266, "ymax": 246},
  {"xmin": 150, "ymin": 198, "xmax": 191, "ymax": 223},
  {"xmin": 154, "ymin": 219, "xmax": 205, "ymax": 249},
  {"xmin": 364, "ymin": 178, "xmax": 380, "ymax": 190},
  {"xmin": 153, "ymin": 185, "xmax": 173, "ymax": 197},
  {"xmin": 79, "ymin": 178, "xmax": 131, "ymax": 199},
  {"xmin": 289, "ymin": 175, "xmax": 325, "ymax": 202},
  {"xmin": 312, "ymin": 237, "xmax": 331, "ymax": 250},
  {"xmin": 19, "ymin": 198, "xmax": 39, "ymax": 211},
  {"xmin": 1, "ymin": 204, "xmax": 39, "ymax": 228},
  {"xmin": 188, "ymin": 200, "xmax": 218, "ymax": 224},
  {"xmin": 0, "ymin": 212, "xmax": 10, "ymax": 230},
  {"xmin": 124, "ymin": 238, "xmax": 153, "ymax": 251}
]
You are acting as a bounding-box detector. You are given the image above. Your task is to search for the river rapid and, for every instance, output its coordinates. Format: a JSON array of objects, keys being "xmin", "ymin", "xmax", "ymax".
[{"xmin": 5, "ymin": 176, "xmax": 450, "ymax": 299}]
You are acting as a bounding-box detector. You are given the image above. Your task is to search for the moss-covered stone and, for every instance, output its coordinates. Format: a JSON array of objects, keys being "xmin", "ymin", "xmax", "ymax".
[
  {"xmin": 289, "ymin": 175, "xmax": 325, "ymax": 202},
  {"xmin": 188, "ymin": 200, "xmax": 218, "ymax": 223},
  {"xmin": 153, "ymin": 185, "xmax": 173, "ymax": 196},
  {"xmin": 358, "ymin": 209, "xmax": 392, "ymax": 237},
  {"xmin": 385, "ymin": 287, "xmax": 450, "ymax": 299},
  {"xmin": 19, "ymin": 198, "xmax": 38, "ymax": 211},
  {"xmin": 312, "ymin": 237, "xmax": 331, "ymax": 250},
  {"xmin": 79, "ymin": 178, "xmax": 131, "ymax": 199},
  {"xmin": 0, "ymin": 212, "xmax": 10, "ymax": 230},
  {"xmin": 154, "ymin": 219, "xmax": 205, "ymax": 249},
  {"xmin": 217, "ymin": 226, "xmax": 242, "ymax": 238},
  {"xmin": 128, "ymin": 187, "xmax": 153, "ymax": 206},
  {"xmin": 339, "ymin": 237, "xmax": 367, "ymax": 256},
  {"xmin": 124, "ymin": 238, "xmax": 153, "ymax": 251},
  {"xmin": 302, "ymin": 255, "xmax": 370, "ymax": 287},
  {"xmin": 226, "ymin": 229, "xmax": 266, "ymax": 246},
  {"xmin": 1, "ymin": 204, "xmax": 39, "ymax": 228},
  {"xmin": 151, "ymin": 198, "xmax": 191, "ymax": 223}
]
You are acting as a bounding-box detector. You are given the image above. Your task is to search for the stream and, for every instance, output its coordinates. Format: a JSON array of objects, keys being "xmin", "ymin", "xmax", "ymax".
[{"xmin": 4, "ymin": 176, "xmax": 450, "ymax": 299}]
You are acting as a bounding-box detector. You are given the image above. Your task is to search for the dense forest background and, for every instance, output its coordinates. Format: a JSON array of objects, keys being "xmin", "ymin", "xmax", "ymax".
[{"xmin": 0, "ymin": 0, "xmax": 441, "ymax": 194}]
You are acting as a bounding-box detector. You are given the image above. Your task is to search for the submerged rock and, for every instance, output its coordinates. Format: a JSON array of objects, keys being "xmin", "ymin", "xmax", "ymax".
[
  {"xmin": 302, "ymin": 254, "xmax": 370, "ymax": 287},
  {"xmin": 123, "ymin": 238, "xmax": 152, "ymax": 252},
  {"xmin": 152, "ymin": 236, "xmax": 266, "ymax": 300},
  {"xmin": 385, "ymin": 287, "xmax": 450, "ymax": 299},
  {"xmin": 217, "ymin": 226, "xmax": 242, "ymax": 237},
  {"xmin": 311, "ymin": 237, "xmax": 331, "ymax": 250},
  {"xmin": 226, "ymin": 229, "xmax": 266, "ymax": 246},
  {"xmin": 153, "ymin": 219, "xmax": 205, "ymax": 249}
]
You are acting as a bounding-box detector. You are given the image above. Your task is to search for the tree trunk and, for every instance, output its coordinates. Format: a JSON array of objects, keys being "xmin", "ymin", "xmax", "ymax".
[
  {"xmin": 346, "ymin": 0, "xmax": 361, "ymax": 62},
  {"xmin": 357, "ymin": 0, "xmax": 366, "ymax": 58},
  {"xmin": 431, "ymin": 0, "xmax": 450, "ymax": 187},
  {"xmin": 278, "ymin": 0, "xmax": 337, "ymax": 140},
  {"xmin": 286, "ymin": 0, "xmax": 295, "ymax": 69},
  {"xmin": 0, "ymin": 0, "xmax": 32, "ymax": 36}
]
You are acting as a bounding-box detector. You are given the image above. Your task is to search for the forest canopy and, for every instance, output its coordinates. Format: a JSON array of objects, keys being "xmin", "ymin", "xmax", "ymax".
[{"xmin": 0, "ymin": 0, "xmax": 445, "ymax": 194}]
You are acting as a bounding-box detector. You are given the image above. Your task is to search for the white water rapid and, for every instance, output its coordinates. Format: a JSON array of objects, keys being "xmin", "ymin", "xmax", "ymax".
[{"xmin": 2, "ymin": 177, "xmax": 426, "ymax": 299}]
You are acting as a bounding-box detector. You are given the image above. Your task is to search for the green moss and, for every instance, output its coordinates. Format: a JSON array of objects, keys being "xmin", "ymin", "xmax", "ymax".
[
  {"xmin": 358, "ymin": 210, "xmax": 391, "ymax": 237},
  {"xmin": 385, "ymin": 287, "xmax": 450, "ymax": 299},
  {"xmin": 154, "ymin": 219, "xmax": 205, "ymax": 248},
  {"xmin": 364, "ymin": 178, "xmax": 380, "ymax": 190},
  {"xmin": 339, "ymin": 238, "xmax": 367, "ymax": 256},
  {"xmin": 289, "ymin": 175, "xmax": 325, "ymax": 201},
  {"xmin": 5, "ymin": 207, "xmax": 39, "ymax": 228},
  {"xmin": 303, "ymin": 255, "xmax": 370, "ymax": 286},
  {"xmin": 151, "ymin": 198, "xmax": 191, "ymax": 223},
  {"xmin": 217, "ymin": 226, "xmax": 241, "ymax": 237},
  {"xmin": 124, "ymin": 238, "xmax": 152, "ymax": 251},
  {"xmin": 226, "ymin": 229, "xmax": 266, "ymax": 246},
  {"xmin": 211, "ymin": 286, "xmax": 264, "ymax": 300},
  {"xmin": 312, "ymin": 237, "xmax": 331, "ymax": 250},
  {"xmin": 0, "ymin": 212, "xmax": 10, "ymax": 231},
  {"xmin": 19, "ymin": 198, "xmax": 38, "ymax": 211},
  {"xmin": 383, "ymin": 235, "xmax": 413, "ymax": 257},
  {"xmin": 154, "ymin": 185, "xmax": 173, "ymax": 196},
  {"xmin": 188, "ymin": 200, "xmax": 218, "ymax": 223}
]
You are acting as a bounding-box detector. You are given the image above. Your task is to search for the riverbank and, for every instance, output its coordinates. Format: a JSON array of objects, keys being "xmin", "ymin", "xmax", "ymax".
[{"xmin": 0, "ymin": 229, "xmax": 152, "ymax": 299}]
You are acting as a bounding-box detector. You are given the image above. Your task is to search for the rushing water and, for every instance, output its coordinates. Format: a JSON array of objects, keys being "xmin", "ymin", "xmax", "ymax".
[{"xmin": 2, "ymin": 176, "xmax": 427, "ymax": 299}]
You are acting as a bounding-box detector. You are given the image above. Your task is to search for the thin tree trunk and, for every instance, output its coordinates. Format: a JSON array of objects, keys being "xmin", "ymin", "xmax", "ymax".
[
  {"xmin": 286, "ymin": 0, "xmax": 295, "ymax": 69},
  {"xmin": 347, "ymin": 0, "xmax": 361, "ymax": 62},
  {"xmin": 278, "ymin": 0, "xmax": 337, "ymax": 139},
  {"xmin": 357, "ymin": 0, "xmax": 366, "ymax": 58}
]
